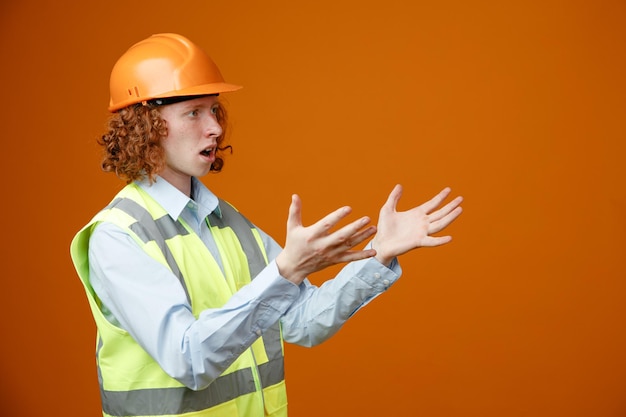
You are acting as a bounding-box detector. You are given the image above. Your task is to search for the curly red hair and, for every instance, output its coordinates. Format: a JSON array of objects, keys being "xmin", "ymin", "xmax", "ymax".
[{"xmin": 98, "ymin": 100, "xmax": 231, "ymax": 183}]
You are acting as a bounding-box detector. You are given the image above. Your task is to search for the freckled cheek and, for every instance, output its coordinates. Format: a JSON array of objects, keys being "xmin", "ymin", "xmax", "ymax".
[{"xmin": 161, "ymin": 139, "xmax": 191, "ymax": 161}]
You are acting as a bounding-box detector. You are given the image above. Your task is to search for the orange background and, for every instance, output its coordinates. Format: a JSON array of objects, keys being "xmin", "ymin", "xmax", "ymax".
[{"xmin": 1, "ymin": 1, "xmax": 625, "ymax": 416}]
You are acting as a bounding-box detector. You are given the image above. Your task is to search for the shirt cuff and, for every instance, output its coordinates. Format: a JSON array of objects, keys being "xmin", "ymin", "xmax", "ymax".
[
  {"xmin": 354, "ymin": 256, "xmax": 402, "ymax": 292},
  {"xmin": 227, "ymin": 260, "xmax": 301, "ymax": 316}
]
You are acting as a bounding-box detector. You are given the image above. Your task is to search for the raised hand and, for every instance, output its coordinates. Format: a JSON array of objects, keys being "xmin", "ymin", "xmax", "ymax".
[
  {"xmin": 371, "ymin": 185, "xmax": 463, "ymax": 266},
  {"xmin": 275, "ymin": 194, "xmax": 377, "ymax": 284}
]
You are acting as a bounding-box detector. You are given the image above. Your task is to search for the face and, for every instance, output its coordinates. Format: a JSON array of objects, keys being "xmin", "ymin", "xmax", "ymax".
[{"xmin": 157, "ymin": 95, "xmax": 223, "ymax": 195}]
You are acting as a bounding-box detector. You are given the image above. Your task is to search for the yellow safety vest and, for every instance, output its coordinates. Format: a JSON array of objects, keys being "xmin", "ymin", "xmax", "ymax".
[{"xmin": 70, "ymin": 183, "xmax": 288, "ymax": 417}]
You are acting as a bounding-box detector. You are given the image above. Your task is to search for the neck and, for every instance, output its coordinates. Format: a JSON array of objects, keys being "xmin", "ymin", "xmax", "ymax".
[{"xmin": 160, "ymin": 172, "xmax": 192, "ymax": 197}]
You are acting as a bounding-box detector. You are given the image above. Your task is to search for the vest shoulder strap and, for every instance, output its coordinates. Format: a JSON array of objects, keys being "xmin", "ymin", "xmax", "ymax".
[{"xmin": 210, "ymin": 199, "xmax": 267, "ymax": 278}]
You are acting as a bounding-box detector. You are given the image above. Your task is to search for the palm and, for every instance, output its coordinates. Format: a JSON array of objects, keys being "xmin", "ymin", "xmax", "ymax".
[
  {"xmin": 276, "ymin": 194, "xmax": 377, "ymax": 284},
  {"xmin": 372, "ymin": 185, "xmax": 463, "ymax": 265}
]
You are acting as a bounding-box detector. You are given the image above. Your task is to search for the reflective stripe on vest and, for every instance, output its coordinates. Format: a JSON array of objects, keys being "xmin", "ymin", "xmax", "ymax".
[
  {"xmin": 70, "ymin": 184, "xmax": 288, "ymax": 417},
  {"xmin": 109, "ymin": 196, "xmax": 284, "ymax": 374},
  {"xmin": 109, "ymin": 197, "xmax": 191, "ymax": 301}
]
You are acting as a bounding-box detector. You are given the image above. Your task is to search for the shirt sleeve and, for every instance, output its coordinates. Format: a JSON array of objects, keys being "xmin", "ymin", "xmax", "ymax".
[
  {"xmin": 89, "ymin": 221, "xmax": 301, "ymax": 391},
  {"xmin": 257, "ymin": 228, "xmax": 402, "ymax": 347}
]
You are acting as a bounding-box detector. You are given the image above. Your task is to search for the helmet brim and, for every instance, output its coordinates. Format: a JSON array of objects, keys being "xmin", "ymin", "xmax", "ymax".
[{"xmin": 108, "ymin": 82, "xmax": 242, "ymax": 112}]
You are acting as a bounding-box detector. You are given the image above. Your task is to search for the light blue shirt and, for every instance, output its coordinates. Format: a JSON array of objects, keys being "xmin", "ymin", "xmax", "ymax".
[{"xmin": 89, "ymin": 176, "xmax": 401, "ymax": 390}]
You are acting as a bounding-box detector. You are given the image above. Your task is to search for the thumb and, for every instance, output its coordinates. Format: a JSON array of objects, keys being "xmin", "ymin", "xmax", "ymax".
[
  {"xmin": 286, "ymin": 194, "xmax": 303, "ymax": 230},
  {"xmin": 384, "ymin": 184, "xmax": 403, "ymax": 212}
]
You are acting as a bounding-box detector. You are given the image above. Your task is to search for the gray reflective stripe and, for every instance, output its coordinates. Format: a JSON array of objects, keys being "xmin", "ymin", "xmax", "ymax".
[
  {"xmin": 261, "ymin": 321, "xmax": 283, "ymax": 361},
  {"xmin": 209, "ymin": 200, "xmax": 285, "ymax": 387},
  {"xmin": 108, "ymin": 198, "xmax": 191, "ymax": 303},
  {"xmin": 101, "ymin": 196, "xmax": 285, "ymax": 414},
  {"xmin": 101, "ymin": 368, "xmax": 257, "ymax": 416},
  {"xmin": 258, "ymin": 355, "xmax": 285, "ymax": 388},
  {"xmin": 258, "ymin": 321, "xmax": 284, "ymax": 388},
  {"xmin": 209, "ymin": 199, "xmax": 267, "ymax": 279}
]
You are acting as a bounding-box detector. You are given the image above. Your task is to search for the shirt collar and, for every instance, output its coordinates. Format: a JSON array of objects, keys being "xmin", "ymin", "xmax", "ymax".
[{"xmin": 136, "ymin": 176, "xmax": 222, "ymax": 220}]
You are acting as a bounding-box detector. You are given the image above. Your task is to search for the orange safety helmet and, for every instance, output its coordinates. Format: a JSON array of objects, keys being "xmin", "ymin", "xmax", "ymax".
[{"xmin": 108, "ymin": 33, "xmax": 242, "ymax": 112}]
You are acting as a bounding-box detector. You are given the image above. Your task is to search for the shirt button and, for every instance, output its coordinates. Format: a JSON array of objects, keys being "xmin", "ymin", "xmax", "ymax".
[
  {"xmin": 255, "ymin": 330, "xmax": 262, "ymax": 337},
  {"xmin": 374, "ymin": 273, "xmax": 381, "ymax": 279},
  {"xmin": 383, "ymin": 279, "xmax": 390, "ymax": 286}
]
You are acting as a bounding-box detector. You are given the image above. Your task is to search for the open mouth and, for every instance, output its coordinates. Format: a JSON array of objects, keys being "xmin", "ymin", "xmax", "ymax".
[{"xmin": 200, "ymin": 147, "xmax": 215, "ymax": 157}]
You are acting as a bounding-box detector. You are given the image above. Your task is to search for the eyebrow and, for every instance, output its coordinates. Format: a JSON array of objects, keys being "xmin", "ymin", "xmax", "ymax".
[{"xmin": 185, "ymin": 99, "xmax": 219, "ymax": 109}]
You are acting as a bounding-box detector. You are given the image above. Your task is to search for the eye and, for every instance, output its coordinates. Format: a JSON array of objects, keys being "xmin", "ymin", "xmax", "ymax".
[
  {"xmin": 188, "ymin": 109, "xmax": 199, "ymax": 117},
  {"xmin": 210, "ymin": 105, "xmax": 219, "ymax": 115}
]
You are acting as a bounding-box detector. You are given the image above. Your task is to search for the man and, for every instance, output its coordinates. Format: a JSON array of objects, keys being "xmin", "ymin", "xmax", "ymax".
[{"xmin": 70, "ymin": 33, "xmax": 463, "ymax": 417}]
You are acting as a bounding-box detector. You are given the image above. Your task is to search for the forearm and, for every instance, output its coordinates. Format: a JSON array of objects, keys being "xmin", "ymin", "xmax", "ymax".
[
  {"xmin": 173, "ymin": 263, "xmax": 299, "ymax": 388},
  {"xmin": 280, "ymin": 256, "xmax": 401, "ymax": 347},
  {"xmin": 89, "ymin": 223, "xmax": 300, "ymax": 390}
]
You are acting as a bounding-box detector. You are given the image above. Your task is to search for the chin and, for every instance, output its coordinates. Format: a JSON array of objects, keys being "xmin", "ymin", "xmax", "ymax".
[{"xmin": 196, "ymin": 167, "xmax": 213, "ymax": 178}]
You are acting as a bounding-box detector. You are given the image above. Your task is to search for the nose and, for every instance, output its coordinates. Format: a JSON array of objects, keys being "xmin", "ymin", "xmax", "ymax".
[{"xmin": 205, "ymin": 113, "xmax": 223, "ymax": 138}]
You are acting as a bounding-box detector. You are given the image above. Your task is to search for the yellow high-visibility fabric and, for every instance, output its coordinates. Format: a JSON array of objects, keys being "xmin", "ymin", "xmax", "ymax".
[{"xmin": 70, "ymin": 183, "xmax": 287, "ymax": 417}]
